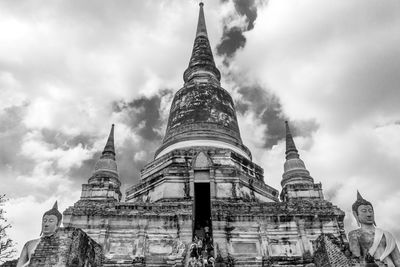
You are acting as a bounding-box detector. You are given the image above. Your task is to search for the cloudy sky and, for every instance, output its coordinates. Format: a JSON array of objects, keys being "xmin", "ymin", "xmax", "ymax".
[{"xmin": 1, "ymin": 0, "xmax": 400, "ymax": 256}]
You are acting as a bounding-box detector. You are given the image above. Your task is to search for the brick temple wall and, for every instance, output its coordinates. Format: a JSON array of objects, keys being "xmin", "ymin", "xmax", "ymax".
[
  {"xmin": 28, "ymin": 227, "xmax": 102, "ymax": 267},
  {"xmin": 211, "ymin": 199, "xmax": 346, "ymax": 266},
  {"xmin": 63, "ymin": 198, "xmax": 346, "ymax": 266},
  {"xmin": 313, "ymin": 234, "xmax": 352, "ymax": 267},
  {"xmin": 63, "ymin": 201, "xmax": 191, "ymax": 266},
  {"xmin": 0, "ymin": 260, "xmax": 17, "ymax": 267}
]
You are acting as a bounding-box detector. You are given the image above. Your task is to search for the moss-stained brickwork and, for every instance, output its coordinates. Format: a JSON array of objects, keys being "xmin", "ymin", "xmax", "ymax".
[
  {"xmin": 28, "ymin": 228, "xmax": 102, "ymax": 267},
  {"xmin": 313, "ymin": 234, "xmax": 352, "ymax": 267}
]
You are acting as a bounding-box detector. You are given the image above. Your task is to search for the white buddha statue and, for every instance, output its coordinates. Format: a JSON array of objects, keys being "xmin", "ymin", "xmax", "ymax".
[
  {"xmin": 16, "ymin": 201, "xmax": 62, "ymax": 267},
  {"xmin": 348, "ymin": 192, "xmax": 400, "ymax": 266}
]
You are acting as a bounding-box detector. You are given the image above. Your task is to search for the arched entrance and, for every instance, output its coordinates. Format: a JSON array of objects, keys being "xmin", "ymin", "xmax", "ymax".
[{"xmin": 192, "ymin": 152, "xmax": 214, "ymax": 259}]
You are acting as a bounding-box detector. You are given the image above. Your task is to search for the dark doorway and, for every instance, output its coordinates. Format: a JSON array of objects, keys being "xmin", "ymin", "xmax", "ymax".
[
  {"xmin": 193, "ymin": 183, "xmax": 211, "ymax": 240},
  {"xmin": 192, "ymin": 182, "xmax": 214, "ymax": 259}
]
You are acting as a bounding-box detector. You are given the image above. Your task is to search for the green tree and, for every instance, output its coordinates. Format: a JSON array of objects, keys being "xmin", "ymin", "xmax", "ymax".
[{"xmin": 0, "ymin": 194, "xmax": 15, "ymax": 264}]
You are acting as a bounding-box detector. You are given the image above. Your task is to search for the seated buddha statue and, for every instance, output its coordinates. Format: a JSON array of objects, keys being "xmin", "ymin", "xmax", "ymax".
[
  {"xmin": 348, "ymin": 192, "xmax": 400, "ymax": 266},
  {"xmin": 16, "ymin": 201, "xmax": 62, "ymax": 267}
]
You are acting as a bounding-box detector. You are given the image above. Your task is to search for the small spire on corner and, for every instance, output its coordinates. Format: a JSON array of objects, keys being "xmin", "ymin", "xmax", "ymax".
[
  {"xmin": 284, "ymin": 121, "xmax": 301, "ymax": 161},
  {"xmin": 102, "ymin": 124, "xmax": 116, "ymax": 158}
]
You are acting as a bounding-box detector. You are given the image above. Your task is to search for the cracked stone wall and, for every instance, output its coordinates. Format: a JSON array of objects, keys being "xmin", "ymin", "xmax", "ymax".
[{"xmin": 28, "ymin": 227, "xmax": 102, "ymax": 267}]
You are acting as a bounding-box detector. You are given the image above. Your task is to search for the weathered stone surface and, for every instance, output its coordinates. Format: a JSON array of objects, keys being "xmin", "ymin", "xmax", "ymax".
[
  {"xmin": 81, "ymin": 124, "xmax": 122, "ymax": 202},
  {"xmin": 63, "ymin": 196, "xmax": 346, "ymax": 266},
  {"xmin": 60, "ymin": 3, "xmax": 351, "ymax": 267},
  {"xmin": 27, "ymin": 227, "xmax": 102, "ymax": 267},
  {"xmin": 63, "ymin": 200, "xmax": 191, "ymax": 266},
  {"xmin": 126, "ymin": 148, "xmax": 278, "ymax": 203},
  {"xmin": 313, "ymin": 234, "xmax": 363, "ymax": 267},
  {"xmin": 156, "ymin": 82, "xmax": 252, "ymax": 160},
  {"xmin": 155, "ymin": 4, "xmax": 251, "ymax": 161},
  {"xmin": 0, "ymin": 260, "xmax": 17, "ymax": 267},
  {"xmin": 210, "ymin": 200, "xmax": 346, "ymax": 265}
]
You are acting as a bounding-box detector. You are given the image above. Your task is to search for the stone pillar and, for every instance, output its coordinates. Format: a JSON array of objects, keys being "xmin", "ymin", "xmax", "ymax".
[
  {"xmin": 210, "ymin": 168, "xmax": 216, "ymax": 200},
  {"xmin": 189, "ymin": 169, "xmax": 195, "ymax": 199},
  {"xmin": 298, "ymin": 219, "xmax": 312, "ymax": 256}
]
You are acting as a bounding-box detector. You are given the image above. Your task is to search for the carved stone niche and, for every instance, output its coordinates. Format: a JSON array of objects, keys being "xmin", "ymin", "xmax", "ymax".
[
  {"xmin": 268, "ymin": 239, "xmax": 302, "ymax": 257},
  {"xmin": 28, "ymin": 227, "xmax": 103, "ymax": 267},
  {"xmin": 230, "ymin": 241, "xmax": 259, "ymax": 255},
  {"xmin": 192, "ymin": 151, "xmax": 216, "ymax": 199},
  {"xmin": 192, "ymin": 151, "xmax": 212, "ymax": 170}
]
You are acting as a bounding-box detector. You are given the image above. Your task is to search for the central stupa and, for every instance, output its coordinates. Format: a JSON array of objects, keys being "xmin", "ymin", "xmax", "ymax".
[
  {"xmin": 156, "ymin": 2, "xmax": 250, "ymax": 160},
  {"xmin": 63, "ymin": 3, "xmax": 347, "ymax": 266}
]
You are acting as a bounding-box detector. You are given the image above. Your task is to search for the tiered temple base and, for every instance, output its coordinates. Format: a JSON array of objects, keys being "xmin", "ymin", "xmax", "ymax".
[{"xmin": 62, "ymin": 197, "xmax": 347, "ymax": 266}]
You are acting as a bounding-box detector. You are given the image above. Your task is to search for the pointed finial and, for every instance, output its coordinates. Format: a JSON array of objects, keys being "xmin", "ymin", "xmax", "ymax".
[
  {"xmin": 102, "ymin": 124, "xmax": 115, "ymax": 159},
  {"xmin": 196, "ymin": 1, "xmax": 208, "ymax": 38},
  {"xmin": 183, "ymin": 2, "xmax": 221, "ymax": 84},
  {"xmin": 91, "ymin": 124, "xmax": 119, "ymax": 179},
  {"xmin": 285, "ymin": 121, "xmax": 299, "ymax": 159}
]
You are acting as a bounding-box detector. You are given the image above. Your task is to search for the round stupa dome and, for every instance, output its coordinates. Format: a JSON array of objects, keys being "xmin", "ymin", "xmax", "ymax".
[
  {"xmin": 94, "ymin": 158, "xmax": 118, "ymax": 175},
  {"xmin": 153, "ymin": 2, "xmax": 251, "ymax": 160},
  {"xmin": 284, "ymin": 158, "xmax": 308, "ymax": 173}
]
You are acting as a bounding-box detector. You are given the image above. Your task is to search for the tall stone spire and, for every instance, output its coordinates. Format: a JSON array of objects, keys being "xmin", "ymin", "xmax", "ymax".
[
  {"xmin": 196, "ymin": 2, "xmax": 208, "ymax": 37},
  {"xmin": 285, "ymin": 121, "xmax": 299, "ymax": 160},
  {"xmin": 101, "ymin": 124, "xmax": 116, "ymax": 160},
  {"xmin": 155, "ymin": 3, "xmax": 250, "ymax": 160},
  {"xmin": 82, "ymin": 124, "xmax": 121, "ymax": 201},
  {"xmin": 183, "ymin": 2, "xmax": 221, "ymax": 85},
  {"xmin": 93, "ymin": 124, "xmax": 118, "ymax": 177},
  {"xmin": 281, "ymin": 121, "xmax": 323, "ymax": 201},
  {"xmin": 282, "ymin": 122, "xmax": 313, "ymax": 186}
]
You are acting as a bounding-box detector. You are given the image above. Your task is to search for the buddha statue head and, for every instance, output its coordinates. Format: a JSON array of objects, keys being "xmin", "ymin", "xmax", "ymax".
[
  {"xmin": 41, "ymin": 201, "xmax": 62, "ymax": 236},
  {"xmin": 352, "ymin": 191, "xmax": 376, "ymax": 227}
]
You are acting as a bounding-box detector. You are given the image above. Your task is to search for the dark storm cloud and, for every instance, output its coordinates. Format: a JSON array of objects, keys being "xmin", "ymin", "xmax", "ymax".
[
  {"xmin": 113, "ymin": 89, "xmax": 173, "ymax": 141},
  {"xmin": 64, "ymin": 128, "xmax": 153, "ymax": 193},
  {"xmin": 236, "ymin": 85, "xmax": 318, "ymax": 149},
  {"xmin": 0, "ymin": 105, "xmax": 106, "ymax": 197},
  {"xmin": 217, "ymin": 1, "xmax": 317, "ymax": 149},
  {"xmin": 116, "ymin": 138, "xmax": 147, "ymax": 190},
  {"xmin": 38, "ymin": 130, "xmax": 99, "ymax": 188},
  {"xmin": 111, "ymin": 89, "xmax": 174, "ymax": 187},
  {"xmin": 217, "ymin": 28, "xmax": 246, "ymax": 58},
  {"xmin": 217, "ymin": 0, "xmax": 259, "ymax": 58},
  {"xmin": 65, "ymin": 126, "xmax": 154, "ymax": 190},
  {"xmin": 67, "ymin": 153, "xmax": 99, "ymax": 183},
  {"xmin": 41, "ymin": 129, "xmax": 96, "ymax": 151},
  {"xmin": 231, "ymin": 0, "xmax": 258, "ymax": 30}
]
